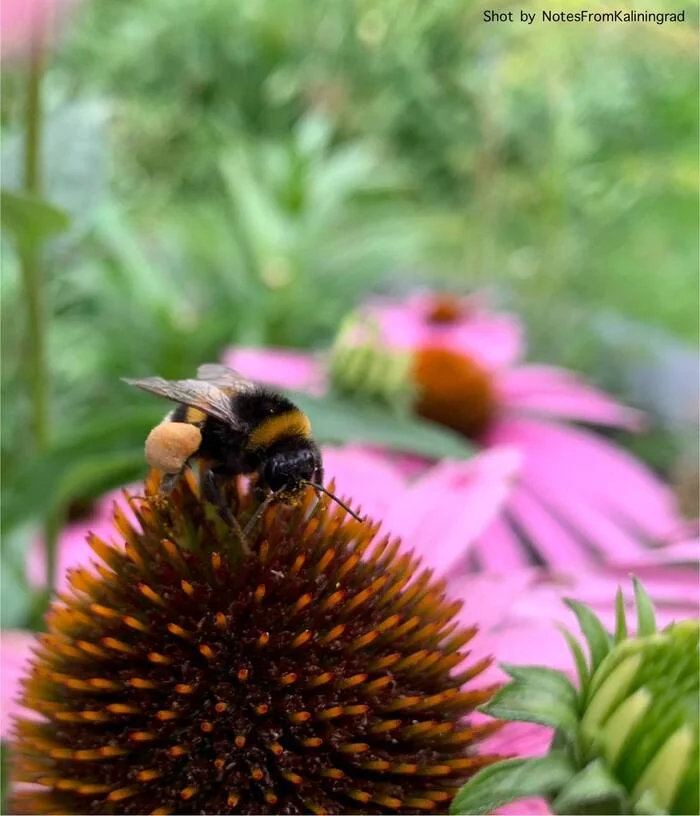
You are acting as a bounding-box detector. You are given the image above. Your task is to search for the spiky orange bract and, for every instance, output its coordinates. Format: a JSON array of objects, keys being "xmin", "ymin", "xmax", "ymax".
[
  {"xmin": 11, "ymin": 470, "xmax": 503, "ymax": 815},
  {"xmin": 412, "ymin": 347, "xmax": 497, "ymax": 440}
]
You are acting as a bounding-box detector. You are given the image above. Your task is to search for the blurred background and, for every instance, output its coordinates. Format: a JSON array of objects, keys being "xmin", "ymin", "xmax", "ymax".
[{"xmin": 1, "ymin": 0, "xmax": 698, "ymax": 625}]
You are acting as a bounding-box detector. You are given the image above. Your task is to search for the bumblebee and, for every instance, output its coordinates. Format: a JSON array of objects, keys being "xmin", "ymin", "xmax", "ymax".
[{"xmin": 123, "ymin": 364, "xmax": 359, "ymax": 538}]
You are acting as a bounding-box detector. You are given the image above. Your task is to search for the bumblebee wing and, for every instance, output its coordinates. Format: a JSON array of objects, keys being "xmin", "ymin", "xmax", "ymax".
[
  {"xmin": 196, "ymin": 363, "xmax": 257, "ymax": 394},
  {"xmin": 122, "ymin": 376, "xmax": 245, "ymax": 430}
]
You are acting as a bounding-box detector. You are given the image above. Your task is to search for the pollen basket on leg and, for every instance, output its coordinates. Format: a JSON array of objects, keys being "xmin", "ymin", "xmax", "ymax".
[{"xmin": 10, "ymin": 470, "xmax": 502, "ymax": 814}]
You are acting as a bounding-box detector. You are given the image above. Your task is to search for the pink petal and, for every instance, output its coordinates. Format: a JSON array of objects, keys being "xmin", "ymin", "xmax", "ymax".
[
  {"xmin": 487, "ymin": 418, "xmax": 681, "ymax": 557},
  {"xmin": 476, "ymin": 718, "xmax": 555, "ymax": 760},
  {"xmin": 449, "ymin": 571, "xmax": 538, "ymax": 633},
  {"xmin": 383, "ymin": 448, "xmax": 521, "ymax": 576},
  {"xmin": 222, "ymin": 346, "xmax": 324, "ymax": 393},
  {"xmin": 363, "ymin": 295, "xmax": 525, "ymax": 370},
  {"xmin": 499, "ymin": 365, "xmax": 645, "ymax": 430},
  {"xmin": 493, "ymin": 798, "xmax": 552, "ymax": 815},
  {"xmin": 27, "ymin": 516, "xmax": 109, "ymax": 592},
  {"xmin": 505, "ymin": 488, "xmax": 598, "ymax": 572},
  {"xmin": 447, "ymin": 315, "xmax": 525, "ymax": 371},
  {"xmin": 0, "ymin": 631, "xmax": 36, "ymax": 739},
  {"xmin": 28, "ymin": 485, "xmax": 140, "ymax": 591},
  {"xmin": 476, "ymin": 516, "xmax": 531, "ymax": 572},
  {"xmin": 321, "ymin": 445, "xmax": 407, "ymax": 522}
]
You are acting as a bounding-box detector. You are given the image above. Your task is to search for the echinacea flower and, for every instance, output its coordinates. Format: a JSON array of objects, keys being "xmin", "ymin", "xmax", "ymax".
[
  {"xmin": 452, "ymin": 580, "xmax": 699, "ymax": 816},
  {"xmin": 5, "ymin": 454, "xmax": 696, "ymax": 813},
  {"xmin": 225, "ymin": 292, "xmax": 687, "ymax": 571},
  {"xmin": 9, "ymin": 469, "xmax": 505, "ymax": 815}
]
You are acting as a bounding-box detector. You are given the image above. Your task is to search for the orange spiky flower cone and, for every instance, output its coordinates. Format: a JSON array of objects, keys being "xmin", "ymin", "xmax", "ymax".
[{"xmin": 10, "ymin": 469, "xmax": 503, "ymax": 814}]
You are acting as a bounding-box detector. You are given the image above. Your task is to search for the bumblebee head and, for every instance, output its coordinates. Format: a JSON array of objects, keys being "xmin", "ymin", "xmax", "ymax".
[{"xmin": 262, "ymin": 446, "xmax": 318, "ymax": 494}]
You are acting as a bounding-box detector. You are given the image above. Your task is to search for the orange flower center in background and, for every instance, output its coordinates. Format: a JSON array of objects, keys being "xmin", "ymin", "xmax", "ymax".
[
  {"xmin": 412, "ymin": 347, "xmax": 497, "ymax": 440},
  {"xmin": 425, "ymin": 295, "xmax": 466, "ymax": 325}
]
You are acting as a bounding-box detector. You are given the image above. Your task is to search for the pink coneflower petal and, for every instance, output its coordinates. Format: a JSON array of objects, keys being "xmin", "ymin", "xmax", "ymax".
[
  {"xmin": 474, "ymin": 516, "xmax": 531, "ymax": 571},
  {"xmin": 0, "ymin": 631, "xmax": 35, "ymax": 739},
  {"xmin": 321, "ymin": 445, "xmax": 406, "ymax": 521},
  {"xmin": 476, "ymin": 717, "xmax": 554, "ymax": 815},
  {"xmin": 449, "ymin": 571, "xmax": 538, "ymax": 632},
  {"xmin": 222, "ymin": 346, "xmax": 323, "ymax": 393},
  {"xmin": 383, "ymin": 448, "xmax": 522, "ymax": 575},
  {"xmin": 446, "ymin": 316, "xmax": 525, "ymax": 371},
  {"xmin": 499, "ymin": 365, "xmax": 645, "ymax": 430},
  {"xmin": 646, "ymin": 538, "xmax": 700, "ymax": 564},
  {"xmin": 488, "ymin": 418, "xmax": 680, "ymax": 552},
  {"xmin": 505, "ymin": 488, "xmax": 598, "ymax": 571},
  {"xmin": 27, "ymin": 486, "xmax": 139, "ymax": 591},
  {"xmin": 493, "ymin": 795, "xmax": 552, "ymax": 815},
  {"xmin": 365, "ymin": 295, "xmax": 524, "ymax": 370}
]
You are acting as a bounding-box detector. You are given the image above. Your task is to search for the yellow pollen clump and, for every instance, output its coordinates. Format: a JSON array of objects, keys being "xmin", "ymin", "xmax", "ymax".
[
  {"xmin": 145, "ymin": 422, "xmax": 202, "ymax": 474},
  {"xmin": 412, "ymin": 346, "xmax": 497, "ymax": 440}
]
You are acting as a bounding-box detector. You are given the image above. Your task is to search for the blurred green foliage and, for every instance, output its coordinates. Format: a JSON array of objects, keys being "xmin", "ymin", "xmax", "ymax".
[
  {"xmin": 55, "ymin": 0, "xmax": 698, "ymax": 339},
  {"xmin": 1, "ymin": 0, "xmax": 698, "ymax": 629}
]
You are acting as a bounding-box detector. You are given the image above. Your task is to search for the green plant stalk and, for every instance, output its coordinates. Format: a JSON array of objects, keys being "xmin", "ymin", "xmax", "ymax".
[
  {"xmin": 21, "ymin": 39, "xmax": 47, "ymax": 445},
  {"xmin": 19, "ymin": 35, "xmax": 59, "ymax": 594}
]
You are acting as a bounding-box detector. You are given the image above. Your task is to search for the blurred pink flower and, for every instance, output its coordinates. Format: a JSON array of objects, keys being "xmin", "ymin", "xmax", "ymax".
[
  {"xmin": 1, "ymin": 0, "xmax": 78, "ymax": 61},
  {"xmin": 222, "ymin": 293, "xmax": 688, "ymax": 571},
  {"xmin": 225, "ymin": 346, "xmax": 323, "ymax": 394},
  {"xmin": 1, "ymin": 631, "xmax": 35, "ymax": 739},
  {"xmin": 27, "ymin": 485, "xmax": 140, "ymax": 592},
  {"xmin": 362, "ymin": 291, "xmax": 525, "ymax": 371}
]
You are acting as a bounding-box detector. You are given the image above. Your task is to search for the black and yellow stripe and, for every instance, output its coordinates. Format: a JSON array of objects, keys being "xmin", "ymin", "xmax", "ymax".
[{"xmin": 249, "ymin": 411, "xmax": 312, "ymax": 449}]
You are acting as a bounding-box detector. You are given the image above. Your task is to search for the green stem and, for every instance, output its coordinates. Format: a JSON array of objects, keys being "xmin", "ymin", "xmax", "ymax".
[
  {"xmin": 19, "ymin": 35, "xmax": 57, "ymax": 593},
  {"xmin": 22, "ymin": 38, "xmax": 47, "ymax": 446}
]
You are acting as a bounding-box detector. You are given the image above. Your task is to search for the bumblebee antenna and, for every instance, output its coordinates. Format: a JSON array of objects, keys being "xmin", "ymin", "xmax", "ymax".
[{"xmin": 302, "ymin": 481, "xmax": 364, "ymax": 523}]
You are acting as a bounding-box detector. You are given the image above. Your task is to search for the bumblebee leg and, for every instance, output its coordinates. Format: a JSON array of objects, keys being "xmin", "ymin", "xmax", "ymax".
[
  {"xmin": 201, "ymin": 468, "xmax": 250, "ymax": 555},
  {"xmin": 242, "ymin": 488, "xmax": 281, "ymax": 540},
  {"xmin": 160, "ymin": 471, "xmax": 181, "ymax": 494}
]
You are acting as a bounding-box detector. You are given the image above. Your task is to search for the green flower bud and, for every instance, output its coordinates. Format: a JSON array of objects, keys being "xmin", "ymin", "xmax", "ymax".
[
  {"xmin": 328, "ymin": 315, "xmax": 417, "ymax": 411},
  {"xmin": 451, "ymin": 579, "xmax": 699, "ymax": 815}
]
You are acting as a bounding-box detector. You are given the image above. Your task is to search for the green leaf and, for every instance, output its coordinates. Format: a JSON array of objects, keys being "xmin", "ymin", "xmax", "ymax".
[
  {"xmin": 480, "ymin": 665, "xmax": 579, "ymax": 743},
  {"xmin": 0, "ymin": 190, "xmax": 70, "ymax": 249},
  {"xmin": 0, "ymin": 525, "xmax": 36, "ymax": 628},
  {"xmin": 2, "ymin": 405, "xmax": 162, "ymax": 533},
  {"xmin": 558, "ymin": 624, "xmax": 591, "ymax": 698},
  {"xmin": 614, "ymin": 587, "xmax": 629, "ymax": 644},
  {"xmin": 565, "ymin": 598, "xmax": 613, "ymax": 673},
  {"xmin": 450, "ymin": 754, "xmax": 575, "ymax": 815},
  {"xmin": 287, "ymin": 391, "xmax": 474, "ymax": 459},
  {"xmin": 3, "ymin": 449, "xmax": 147, "ymax": 534},
  {"xmin": 632, "ymin": 577, "xmax": 657, "ymax": 636},
  {"xmin": 552, "ymin": 759, "xmax": 628, "ymax": 815}
]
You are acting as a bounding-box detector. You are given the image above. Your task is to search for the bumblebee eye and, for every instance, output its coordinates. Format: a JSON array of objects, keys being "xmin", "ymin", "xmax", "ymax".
[{"xmin": 263, "ymin": 458, "xmax": 288, "ymax": 492}]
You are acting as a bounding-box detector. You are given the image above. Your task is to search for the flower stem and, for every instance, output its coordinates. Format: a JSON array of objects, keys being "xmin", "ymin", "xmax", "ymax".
[
  {"xmin": 22, "ymin": 38, "xmax": 47, "ymax": 446},
  {"xmin": 19, "ymin": 36, "xmax": 57, "ymax": 593}
]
